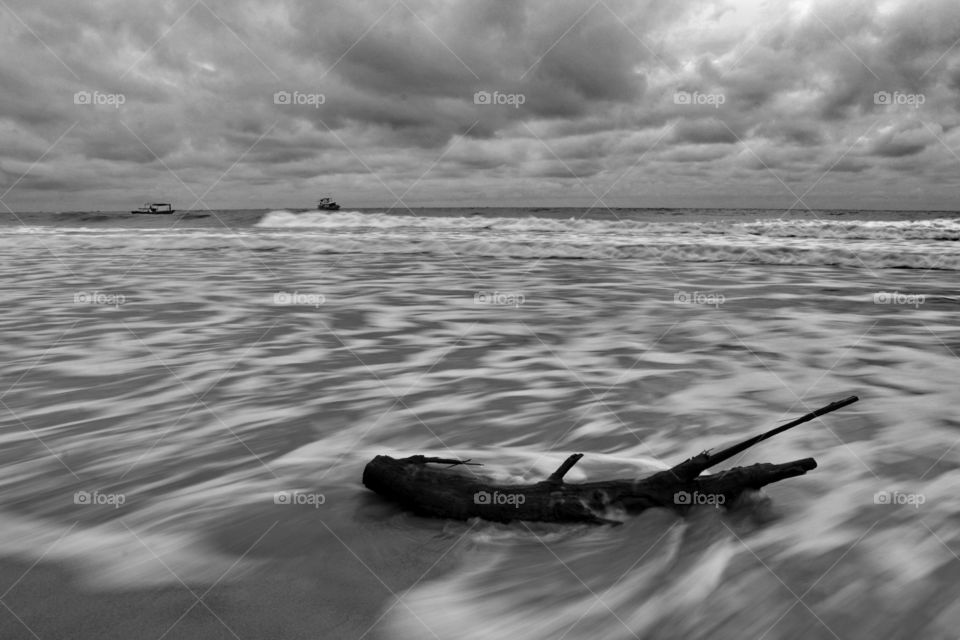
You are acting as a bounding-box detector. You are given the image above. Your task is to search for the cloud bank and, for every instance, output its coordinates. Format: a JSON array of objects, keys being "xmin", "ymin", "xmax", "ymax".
[{"xmin": 2, "ymin": 0, "xmax": 960, "ymax": 210}]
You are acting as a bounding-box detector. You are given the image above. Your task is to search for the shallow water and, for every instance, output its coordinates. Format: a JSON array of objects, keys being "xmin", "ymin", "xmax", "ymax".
[{"xmin": 0, "ymin": 209, "xmax": 958, "ymax": 639}]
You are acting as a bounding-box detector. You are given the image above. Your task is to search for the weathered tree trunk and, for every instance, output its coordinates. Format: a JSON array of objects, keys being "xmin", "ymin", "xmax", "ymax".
[{"xmin": 362, "ymin": 396, "xmax": 857, "ymax": 524}]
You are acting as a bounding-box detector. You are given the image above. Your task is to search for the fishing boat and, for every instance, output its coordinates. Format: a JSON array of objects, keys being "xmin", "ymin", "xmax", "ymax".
[
  {"xmin": 317, "ymin": 196, "xmax": 340, "ymax": 210},
  {"xmin": 131, "ymin": 203, "xmax": 176, "ymax": 214}
]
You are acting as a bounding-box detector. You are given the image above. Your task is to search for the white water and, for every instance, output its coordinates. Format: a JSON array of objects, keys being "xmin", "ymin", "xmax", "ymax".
[{"xmin": 1, "ymin": 212, "xmax": 958, "ymax": 269}]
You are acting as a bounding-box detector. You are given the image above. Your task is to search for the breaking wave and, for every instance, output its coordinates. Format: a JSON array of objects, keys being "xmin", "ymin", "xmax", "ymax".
[{"xmin": 1, "ymin": 211, "xmax": 955, "ymax": 270}]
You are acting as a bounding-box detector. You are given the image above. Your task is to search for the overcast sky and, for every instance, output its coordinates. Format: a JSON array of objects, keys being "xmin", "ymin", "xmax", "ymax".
[{"xmin": 1, "ymin": 0, "xmax": 959, "ymax": 211}]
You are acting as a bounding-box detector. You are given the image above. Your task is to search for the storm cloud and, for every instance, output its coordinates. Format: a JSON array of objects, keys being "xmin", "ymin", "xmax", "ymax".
[{"xmin": 1, "ymin": 0, "xmax": 960, "ymax": 210}]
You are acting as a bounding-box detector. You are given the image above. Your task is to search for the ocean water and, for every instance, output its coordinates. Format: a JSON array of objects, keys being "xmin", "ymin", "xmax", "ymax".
[{"xmin": 0, "ymin": 207, "xmax": 958, "ymax": 639}]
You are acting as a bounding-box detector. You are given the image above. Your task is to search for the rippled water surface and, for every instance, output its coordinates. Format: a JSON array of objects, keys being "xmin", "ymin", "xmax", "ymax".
[{"xmin": 0, "ymin": 209, "xmax": 958, "ymax": 639}]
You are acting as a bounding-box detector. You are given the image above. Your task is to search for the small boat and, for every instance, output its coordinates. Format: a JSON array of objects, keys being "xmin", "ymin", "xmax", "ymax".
[
  {"xmin": 131, "ymin": 203, "xmax": 176, "ymax": 214},
  {"xmin": 317, "ymin": 196, "xmax": 340, "ymax": 211}
]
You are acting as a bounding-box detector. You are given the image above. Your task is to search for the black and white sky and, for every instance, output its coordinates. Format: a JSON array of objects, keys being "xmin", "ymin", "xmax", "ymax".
[{"xmin": 2, "ymin": 0, "xmax": 960, "ymax": 211}]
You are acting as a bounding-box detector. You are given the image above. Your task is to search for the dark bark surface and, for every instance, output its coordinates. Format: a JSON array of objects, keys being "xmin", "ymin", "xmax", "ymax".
[
  {"xmin": 362, "ymin": 453, "xmax": 816, "ymax": 524},
  {"xmin": 361, "ymin": 397, "xmax": 857, "ymax": 524}
]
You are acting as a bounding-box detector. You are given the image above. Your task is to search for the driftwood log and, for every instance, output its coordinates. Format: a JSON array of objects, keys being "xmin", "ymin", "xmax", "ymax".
[{"xmin": 363, "ymin": 396, "xmax": 858, "ymax": 524}]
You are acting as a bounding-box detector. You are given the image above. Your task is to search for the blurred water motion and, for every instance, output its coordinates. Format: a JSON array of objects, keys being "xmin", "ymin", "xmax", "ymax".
[{"xmin": 0, "ymin": 209, "xmax": 958, "ymax": 639}]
